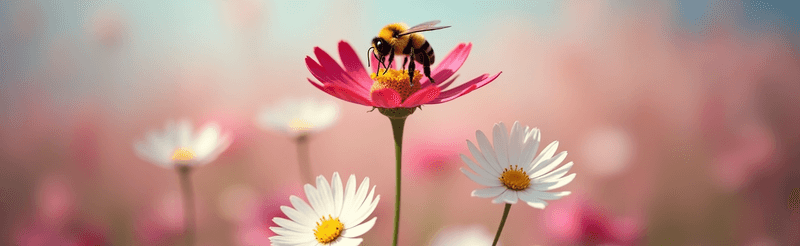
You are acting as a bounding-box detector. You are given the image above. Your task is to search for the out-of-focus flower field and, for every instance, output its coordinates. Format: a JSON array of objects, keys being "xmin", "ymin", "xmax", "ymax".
[{"xmin": 2, "ymin": 0, "xmax": 800, "ymax": 245}]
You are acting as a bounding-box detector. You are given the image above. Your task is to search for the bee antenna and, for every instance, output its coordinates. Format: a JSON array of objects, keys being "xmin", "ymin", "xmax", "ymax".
[{"xmin": 366, "ymin": 47, "xmax": 374, "ymax": 67}]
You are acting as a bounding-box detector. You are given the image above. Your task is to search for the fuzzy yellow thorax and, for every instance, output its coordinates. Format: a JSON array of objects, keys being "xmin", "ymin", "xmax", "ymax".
[{"xmin": 370, "ymin": 68, "xmax": 422, "ymax": 102}]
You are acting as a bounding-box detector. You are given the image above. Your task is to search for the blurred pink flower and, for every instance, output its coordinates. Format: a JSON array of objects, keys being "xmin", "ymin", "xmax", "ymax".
[
  {"xmin": 14, "ymin": 218, "xmax": 110, "ymax": 246},
  {"xmin": 700, "ymin": 97, "xmax": 776, "ymax": 192},
  {"xmin": 234, "ymin": 185, "xmax": 301, "ymax": 246},
  {"xmin": 544, "ymin": 198, "xmax": 643, "ymax": 246},
  {"xmin": 404, "ymin": 138, "xmax": 461, "ymax": 180},
  {"xmin": 306, "ymin": 41, "xmax": 500, "ymax": 108},
  {"xmin": 35, "ymin": 174, "xmax": 75, "ymax": 224},
  {"xmin": 135, "ymin": 192, "xmax": 186, "ymax": 245}
]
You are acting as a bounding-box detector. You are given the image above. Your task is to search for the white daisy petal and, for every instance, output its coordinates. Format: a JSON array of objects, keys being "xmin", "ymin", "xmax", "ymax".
[
  {"xmin": 348, "ymin": 195, "xmax": 379, "ymax": 227},
  {"xmin": 192, "ymin": 123, "xmax": 221, "ymax": 158},
  {"xmin": 332, "ymin": 172, "xmax": 344, "ymax": 218},
  {"xmin": 316, "ymin": 175, "xmax": 335, "ymax": 216},
  {"xmin": 133, "ymin": 119, "xmax": 230, "ymax": 169},
  {"xmin": 533, "ymin": 160, "xmax": 573, "ymax": 183},
  {"xmin": 289, "ymin": 196, "xmax": 317, "ymax": 225},
  {"xmin": 476, "ymin": 130, "xmax": 503, "ymax": 174},
  {"xmin": 460, "ymin": 154, "xmax": 495, "ymax": 180},
  {"xmin": 461, "ymin": 168, "xmax": 501, "ymax": 187},
  {"xmin": 467, "ymin": 140, "xmax": 501, "ymax": 177},
  {"xmin": 271, "ymin": 173, "xmax": 378, "ymax": 245},
  {"xmin": 257, "ymin": 97, "xmax": 340, "ymax": 137},
  {"xmin": 460, "ymin": 122, "xmax": 576, "ymax": 208},
  {"xmin": 274, "ymin": 217, "xmax": 313, "ymax": 232},
  {"xmin": 304, "ymin": 184, "xmax": 325, "ymax": 218},
  {"xmin": 529, "ymin": 151, "xmax": 568, "ymax": 178},
  {"xmin": 471, "ymin": 187, "xmax": 506, "ymax": 198},
  {"xmin": 533, "ymin": 173, "xmax": 576, "ymax": 191},
  {"xmin": 342, "ymin": 217, "xmax": 376, "ymax": 238},
  {"xmin": 500, "ymin": 190, "xmax": 518, "ymax": 204},
  {"xmin": 341, "ymin": 175, "xmax": 359, "ymax": 220},
  {"xmin": 280, "ymin": 206, "xmax": 311, "ymax": 228},
  {"xmin": 529, "ymin": 141, "xmax": 559, "ymax": 172},
  {"xmin": 508, "ymin": 121, "xmax": 523, "ymax": 168},
  {"xmin": 335, "ymin": 237, "xmax": 363, "ymax": 246},
  {"xmin": 519, "ymin": 128, "xmax": 540, "ymax": 167},
  {"xmin": 493, "ymin": 122, "xmax": 510, "ymax": 169},
  {"xmin": 492, "ymin": 191, "xmax": 507, "ymax": 204}
]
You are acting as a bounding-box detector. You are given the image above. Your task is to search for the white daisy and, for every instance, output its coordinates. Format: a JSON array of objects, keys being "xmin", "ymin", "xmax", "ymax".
[
  {"xmin": 270, "ymin": 172, "xmax": 379, "ymax": 246},
  {"xmin": 134, "ymin": 119, "xmax": 231, "ymax": 168},
  {"xmin": 460, "ymin": 121, "xmax": 576, "ymax": 209},
  {"xmin": 257, "ymin": 97, "xmax": 340, "ymax": 137},
  {"xmin": 430, "ymin": 224, "xmax": 497, "ymax": 246}
]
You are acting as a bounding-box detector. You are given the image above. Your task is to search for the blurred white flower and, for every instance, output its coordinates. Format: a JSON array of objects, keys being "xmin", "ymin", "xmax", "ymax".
[
  {"xmin": 134, "ymin": 119, "xmax": 231, "ymax": 168},
  {"xmin": 461, "ymin": 121, "xmax": 576, "ymax": 209},
  {"xmin": 270, "ymin": 173, "xmax": 379, "ymax": 246},
  {"xmin": 430, "ymin": 224, "xmax": 497, "ymax": 246},
  {"xmin": 257, "ymin": 97, "xmax": 340, "ymax": 137}
]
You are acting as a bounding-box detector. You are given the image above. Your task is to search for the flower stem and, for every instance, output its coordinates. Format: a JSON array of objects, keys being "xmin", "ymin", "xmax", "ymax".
[
  {"xmin": 389, "ymin": 117, "xmax": 407, "ymax": 246},
  {"xmin": 177, "ymin": 166, "xmax": 196, "ymax": 246},
  {"xmin": 492, "ymin": 203, "xmax": 512, "ymax": 246},
  {"xmin": 295, "ymin": 135, "xmax": 313, "ymax": 185}
]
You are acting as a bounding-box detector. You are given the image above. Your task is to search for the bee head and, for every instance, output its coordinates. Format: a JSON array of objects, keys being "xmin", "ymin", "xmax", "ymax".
[{"xmin": 371, "ymin": 37, "xmax": 392, "ymax": 56}]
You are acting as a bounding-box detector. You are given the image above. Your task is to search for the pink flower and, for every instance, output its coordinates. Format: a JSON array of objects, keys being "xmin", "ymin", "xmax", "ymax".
[
  {"xmin": 545, "ymin": 198, "xmax": 643, "ymax": 246},
  {"xmin": 305, "ymin": 41, "xmax": 501, "ymax": 108}
]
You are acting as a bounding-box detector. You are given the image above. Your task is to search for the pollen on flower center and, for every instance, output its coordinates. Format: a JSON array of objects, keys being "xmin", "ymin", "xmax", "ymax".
[
  {"xmin": 289, "ymin": 118, "xmax": 313, "ymax": 131},
  {"xmin": 499, "ymin": 165, "xmax": 531, "ymax": 191},
  {"xmin": 171, "ymin": 147, "xmax": 195, "ymax": 162},
  {"xmin": 370, "ymin": 68, "xmax": 422, "ymax": 102},
  {"xmin": 313, "ymin": 215, "xmax": 344, "ymax": 244}
]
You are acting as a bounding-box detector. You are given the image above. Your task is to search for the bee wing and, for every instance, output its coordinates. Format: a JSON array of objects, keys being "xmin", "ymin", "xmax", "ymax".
[{"xmin": 398, "ymin": 20, "xmax": 450, "ymax": 36}]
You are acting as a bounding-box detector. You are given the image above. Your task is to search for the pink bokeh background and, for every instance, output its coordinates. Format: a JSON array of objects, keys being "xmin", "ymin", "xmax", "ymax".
[{"xmin": 2, "ymin": 0, "xmax": 800, "ymax": 245}]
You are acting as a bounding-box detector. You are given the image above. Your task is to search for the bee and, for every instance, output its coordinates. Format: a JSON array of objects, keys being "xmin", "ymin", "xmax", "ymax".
[{"xmin": 367, "ymin": 20, "xmax": 450, "ymax": 85}]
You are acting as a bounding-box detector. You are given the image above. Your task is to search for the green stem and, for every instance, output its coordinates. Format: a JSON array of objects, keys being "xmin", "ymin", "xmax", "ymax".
[
  {"xmin": 492, "ymin": 203, "xmax": 512, "ymax": 246},
  {"xmin": 295, "ymin": 135, "xmax": 313, "ymax": 184},
  {"xmin": 178, "ymin": 166, "xmax": 196, "ymax": 246},
  {"xmin": 389, "ymin": 117, "xmax": 407, "ymax": 246}
]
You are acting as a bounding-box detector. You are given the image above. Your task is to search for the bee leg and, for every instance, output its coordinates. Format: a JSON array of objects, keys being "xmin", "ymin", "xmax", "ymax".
[
  {"xmin": 421, "ymin": 52, "xmax": 434, "ymax": 83},
  {"xmin": 407, "ymin": 48, "xmax": 416, "ymax": 86},
  {"xmin": 402, "ymin": 57, "xmax": 409, "ymax": 70},
  {"xmin": 383, "ymin": 48, "xmax": 395, "ymax": 75}
]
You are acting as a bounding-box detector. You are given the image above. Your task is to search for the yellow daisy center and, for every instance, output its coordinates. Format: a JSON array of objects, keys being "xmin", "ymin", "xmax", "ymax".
[
  {"xmin": 288, "ymin": 118, "xmax": 313, "ymax": 132},
  {"xmin": 370, "ymin": 68, "xmax": 422, "ymax": 102},
  {"xmin": 171, "ymin": 147, "xmax": 195, "ymax": 162},
  {"xmin": 314, "ymin": 215, "xmax": 344, "ymax": 244},
  {"xmin": 499, "ymin": 165, "xmax": 531, "ymax": 191}
]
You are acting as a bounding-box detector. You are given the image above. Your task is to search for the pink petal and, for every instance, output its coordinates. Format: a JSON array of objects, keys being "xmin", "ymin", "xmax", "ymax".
[
  {"xmin": 309, "ymin": 79, "xmax": 373, "ymax": 106},
  {"xmin": 325, "ymin": 83, "xmax": 374, "ymax": 106},
  {"xmin": 306, "ymin": 56, "xmax": 364, "ymax": 94},
  {"xmin": 437, "ymin": 74, "xmax": 460, "ymax": 91},
  {"xmin": 400, "ymin": 86, "xmax": 441, "ymax": 107},
  {"xmin": 429, "ymin": 43, "xmax": 471, "ymax": 85},
  {"xmin": 314, "ymin": 47, "xmax": 369, "ymax": 92},
  {"xmin": 370, "ymin": 88, "xmax": 402, "ymax": 108},
  {"xmin": 429, "ymin": 72, "xmax": 501, "ymax": 104},
  {"xmin": 337, "ymin": 41, "xmax": 374, "ymax": 89}
]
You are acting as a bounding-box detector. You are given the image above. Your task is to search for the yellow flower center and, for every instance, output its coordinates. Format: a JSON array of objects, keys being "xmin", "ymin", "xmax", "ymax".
[
  {"xmin": 370, "ymin": 68, "xmax": 422, "ymax": 102},
  {"xmin": 314, "ymin": 215, "xmax": 344, "ymax": 244},
  {"xmin": 171, "ymin": 147, "xmax": 195, "ymax": 162},
  {"xmin": 499, "ymin": 165, "xmax": 531, "ymax": 191},
  {"xmin": 288, "ymin": 118, "xmax": 313, "ymax": 132}
]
